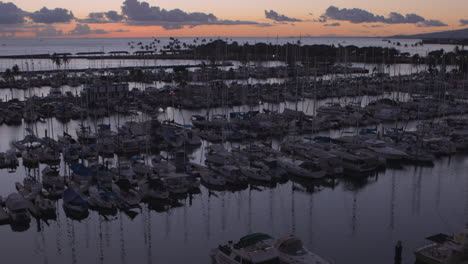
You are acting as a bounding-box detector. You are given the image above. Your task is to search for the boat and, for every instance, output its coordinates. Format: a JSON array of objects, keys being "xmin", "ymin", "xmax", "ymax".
[
  {"xmin": 138, "ymin": 177, "xmax": 170, "ymax": 200},
  {"xmin": 41, "ymin": 166, "xmax": 65, "ymax": 197},
  {"xmin": 211, "ymin": 233, "xmax": 280, "ymax": 264},
  {"xmin": 16, "ymin": 177, "xmax": 42, "ymax": 201},
  {"xmin": 414, "ymin": 228, "xmax": 468, "ymax": 264},
  {"xmin": 21, "ymin": 149, "xmax": 39, "ymax": 168},
  {"xmin": 34, "ymin": 195, "xmax": 56, "ymax": 219},
  {"xmin": 275, "ymin": 236, "xmax": 333, "ymax": 264},
  {"xmin": 278, "ymin": 158, "xmax": 326, "ymax": 179},
  {"xmin": 5, "ymin": 193, "xmax": 31, "ymax": 227},
  {"xmin": 163, "ymin": 173, "xmax": 191, "ymax": 195},
  {"xmin": 329, "ymin": 149, "xmax": 380, "ymax": 175},
  {"xmin": 0, "ymin": 206, "xmax": 9, "ymax": 225},
  {"xmin": 87, "ymin": 185, "xmax": 117, "ymax": 212},
  {"xmin": 240, "ymin": 166, "xmax": 272, "ymax": 182},
  {"xmin": 111, "ymin": 183, "xmax": 141, "ymax": 209},
  {"xmin": 62, "ymin": 187, "xmax": 89, "ymax": 220},
  {"xmin": 195, "ymin": 165, "xmax": 226, "ymax": 187},
  {"xmin": 210, "ymin": 165, "xmax": 248, "ymax": 186}
]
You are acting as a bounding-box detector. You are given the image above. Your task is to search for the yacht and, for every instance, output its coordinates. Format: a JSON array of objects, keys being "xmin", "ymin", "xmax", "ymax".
[
  {"xmin": 414, "ymin": 227, "xmax": 468, "ymax": 264},
  {"xmin": 275, "ymin": 236, "xmax": 333, "ymax": 264},
  {"xmin": 211, "ymin": 233, "xmax": 280, "ymax": 264}
]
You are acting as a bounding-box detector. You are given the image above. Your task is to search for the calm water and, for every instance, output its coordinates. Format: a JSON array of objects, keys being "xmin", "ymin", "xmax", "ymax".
[{"xmin": 0, "ymin": 154, "xmax": 466, "ymax": 264}]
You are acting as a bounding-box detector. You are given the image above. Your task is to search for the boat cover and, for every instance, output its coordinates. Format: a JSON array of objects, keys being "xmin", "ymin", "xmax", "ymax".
[{"xmin": 5, "ymin": 193, "xmax": 28, "ymax": 211}]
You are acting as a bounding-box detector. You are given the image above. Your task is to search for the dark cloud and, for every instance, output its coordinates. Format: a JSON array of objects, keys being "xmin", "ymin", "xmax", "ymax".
[
  {"xmin": 106, "ymin": 11, "xmax": 124, "ymax": 22},
  {"xmin": 460, "ymin": 19, "xmax": 468, "ymax": 26},
  {"xmin": 324, "ymin": 22, "xmax": 341, "ymax": 27},
  {"xmin": 78, "ymin": 11, "xmax": 124, "ymax": 24},
  {"xmin": 29, "ymin": 7, "xmax": 74, "ymax": 24},
  {"xmin": 69, "ymin": 24, "xmax": 110, "ymax": 35},
  {"xmin": 323, "ymin": 6, "xmax": 446, "ymax": 27},
  {"xmin": 324, "ymin": 6, "xmax": 383, "ymax": 24},
  {"xmin": 264, "ymin": 10, "xmax": 302, "ymax": 22},
  {"xmin": 122, "ymin": 0, "xmax": 216, "ymax": 23},
  {"xmin": 127, "ymin": 19, "xmax": 268, "ymax": 30},
  {"xmin": 36, "ymin": 25, "xmax": 64, "ymax": 37},
  {"xmin": 0, "ymin": 2, "xmax": 27, "ymax": 25},
  {"xmin": 121, "ymin": 0, "xmax": 263, "ymax": 29},
  {"xmin": 417, "ymin": 20, "xmax": 448, "ymax": 27}
]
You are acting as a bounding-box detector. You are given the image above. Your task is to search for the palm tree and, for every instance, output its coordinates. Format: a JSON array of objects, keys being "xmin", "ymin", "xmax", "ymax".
[
  {"xmin": 2, "ymin": 68, "xmax": 12, "ymax": 83},
  {"xmin": 11, "ymin": 64, "xmax": 20, "ymax": 76},
  {"xmin": 50, "ymin": 54, "xmax": 62, "ymax": 70},
  {"xmin": 61, "ymin": 55, "xmax": 70, "ymax": 70}
]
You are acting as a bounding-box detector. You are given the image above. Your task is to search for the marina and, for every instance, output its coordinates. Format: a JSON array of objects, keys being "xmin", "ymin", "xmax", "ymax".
[{"xmin": 0, "ymin": 34, "xmax": 468, "ymax": 264}]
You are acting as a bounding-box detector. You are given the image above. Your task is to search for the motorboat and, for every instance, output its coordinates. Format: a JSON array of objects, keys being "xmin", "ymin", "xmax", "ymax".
[
  {"xmin": 211, "ymin": 233, "xmax": 280, "ymax": 264},
  {"xmin": 414, "ymin": 226, "xmax": 468, "ymax": 264},
  {"xmin": 275, "ymin": 236, "xmax": 333, "ymax": 264}
]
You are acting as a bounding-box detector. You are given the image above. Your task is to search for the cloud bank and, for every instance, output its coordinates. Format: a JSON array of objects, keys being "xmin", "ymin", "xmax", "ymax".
[
  {"xmin": 69, "ymin": 24, "xmax": 110, "ymax": 35},
  {"xmin": 323, "ymin": 6, "xmax": 447, "ymax": 27},
  {"xmin": 29, "ymin": 7, "xmax": 75, "ymax": 24},
  {"xmin": 78, "ymin": 11, "xmax": 124, "ymax": 24},
  {"xmin": 121, "ymin": 0, "xmax": 263, "ymax": 29},
  {"xmin": 264, "ymin": 10, "xmax": 302, "ymax": 22},
  {"xmin": 0, "ymin": 2, "xmax": 27, "ymax": 24}
]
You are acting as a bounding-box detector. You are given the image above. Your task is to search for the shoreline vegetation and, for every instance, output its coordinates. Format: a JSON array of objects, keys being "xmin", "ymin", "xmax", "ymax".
[{"xmin": 0, "ymin": 39, "xmax": 467, "ymax": 68}]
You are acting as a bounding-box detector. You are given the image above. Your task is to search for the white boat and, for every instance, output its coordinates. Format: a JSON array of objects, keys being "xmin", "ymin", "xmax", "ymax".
[
  {"xmin": 211, "ymin": 233, "xmax": 280, "ymax": 264},
  {"xmin": 275, "ymin": 236, "xmax": 333, "ymax": 264}
]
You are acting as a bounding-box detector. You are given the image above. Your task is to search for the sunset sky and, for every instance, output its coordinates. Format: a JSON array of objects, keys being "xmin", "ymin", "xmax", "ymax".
[{"xmin": 1, "ymin": 0, "xmax": 468, "ymax": 38}]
